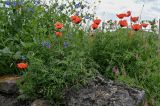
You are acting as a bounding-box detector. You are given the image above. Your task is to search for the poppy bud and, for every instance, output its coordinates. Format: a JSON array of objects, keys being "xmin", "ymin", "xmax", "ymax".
[
  {"xmin": 131, "ymin": 16, "xmax": 139, "ymax": 22},
  {"xmin": 55, "ymin": 32, "xmax": 62, "ymax": 37}
]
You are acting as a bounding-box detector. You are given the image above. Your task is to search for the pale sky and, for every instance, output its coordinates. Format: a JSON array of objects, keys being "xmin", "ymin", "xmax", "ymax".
[
  {"xmin": 45, "ymin": 0, "xmax": 160, "ymax": 21},
  {"xmin": 93, "ymin": 0, "xmax": 160, "ymax": 20}
]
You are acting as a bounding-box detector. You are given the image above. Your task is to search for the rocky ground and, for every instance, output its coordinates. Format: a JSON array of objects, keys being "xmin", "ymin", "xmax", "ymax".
[
  {"xmin": 0, "ymin": 93, "xmax": 31, "ymax": 106},
  {"xmin": 0, "ymin": 75, "xmax": 145, "ymax": 106},
  {"xmin": 64, "ymin": 76, "xmax": 145, "ymax": 106}
]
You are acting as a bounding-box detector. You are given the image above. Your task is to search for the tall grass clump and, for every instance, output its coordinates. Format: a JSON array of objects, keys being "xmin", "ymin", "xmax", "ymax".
[{"xmin": 91, "ymin": 29, "xmax": 160, "ymax": 105}]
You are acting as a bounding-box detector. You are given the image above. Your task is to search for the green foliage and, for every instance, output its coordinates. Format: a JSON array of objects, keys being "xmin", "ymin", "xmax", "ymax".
[
  {"xmin": 0, "ymin": 0, "xmax": 67, "ymax": 74},
  {"xmin": 17, "ymin": 31, "xmax": 98, "ymax": 104},
  {"xmin": 91, "ymin": 29, "xmax": 160, "ymax": 104},
  {"xmin": 0, "ymin": 0, "xmax": 94, "ymax": 74}
]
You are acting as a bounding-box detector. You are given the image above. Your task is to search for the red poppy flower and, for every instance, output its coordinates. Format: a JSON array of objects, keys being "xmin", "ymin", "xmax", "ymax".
[
  {"xmin": 70, "ymin": 15, "xmax": 81, "ymax": 24},
  {"xmin": 116, "ymin": 13, "xmax": 126, "ymax": 19},
  {"xmin": 73, "ymin": 17, "xmax": 82, "ymax": 24},
  {"xmin": 131, "ymin": 16, "xmax": 139, "ymax": 22},
  {"xmin": 132, "ymin": 24, "xmax": 142, "ymax": 31},
  {"xmin": 141, "ymin": 23, "xmax": 148, "ymax": 28},
  {"xmin": 54, "ymin": 22, "xmax": 63, "ymax": 29},
  {"xmin": 119, "ymin": 20, "xmax": 128, "ymax": 27},
  {"xmin": 91, "ymin": 23, "xmax": 98, "ymax": 29},
  {"xmin": 55, "ymin": 32, "xmax": 62, "ymax": 37},
  {"xmin": 93, "ymin": 19, "xmax": 101, "ymax": 25},
  {"xmin": 17, "ymin": 63, "xmax": 28, "ymax": 69},
  {"xmin": 71, "ymin": 15, "xmax": 79, "ymax": 21},
  {"xmin": 126, "ymin": 11, "xmax": 131, "ymax": 17}
]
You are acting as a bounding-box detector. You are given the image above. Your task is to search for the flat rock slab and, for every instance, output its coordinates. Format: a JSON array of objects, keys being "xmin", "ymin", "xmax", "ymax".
[
  {"xmin": 0, "ymin": 93, "xmax": 31, "ymax": 106},
  {"xmin": 0, "ymin": 75, "xmax": 20, "ymax": 94},
  {"xmin": 64, "ymin": 76, "xmax": 145, "ymax": 106},
  {"xmin": 31, "ymin": 99, "xmax": 52, "ymax": 106}
]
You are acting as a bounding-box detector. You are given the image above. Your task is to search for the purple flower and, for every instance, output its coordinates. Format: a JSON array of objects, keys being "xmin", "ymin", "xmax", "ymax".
[
  {"xmin": 75, "ymin": 3, "xmax": 81, "ymax": 8},
  {"xmin": 13, "ymin": 1, "xmax": 17, "ymax": 6},
  {"xmin": 63, "ymin": 42, "xmax": 68, "ymax": 48},
  {"xmin": 47, "ymin": 45, "xmax": 51, "ymax": 49},
  {"xmin": 34, "ymin": 0, "xmax": 40, "ymax": 5},
  {"xmin": 5, "ymin": 1, "xmax": 10, "ymax": 6},
  {"xmin": 10, "ymin": 1, "xmax": 23, "ymax": 7},
  {"xmin": 85, "ymin": 15, "xmax": 90, "ymax": 19},
  {"xmin": 41, "ymin": 41, "xmax": 51, "ymax": 48},
  {"xmin": 112, "ymin": 66, "xmax": 119, "ymax": 75}
]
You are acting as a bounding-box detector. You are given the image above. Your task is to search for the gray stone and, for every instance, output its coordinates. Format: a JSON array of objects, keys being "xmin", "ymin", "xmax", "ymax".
[
  {"xmin": 0, "ymin": 94, "xmax": 31, "ymax": 106},
  {"xmin": 31, "ymin": 99, "xmax": 52, "ymax": 106},
  {"xmin": 64, "ymin": 76, "xmax": 145, "ymax": 106},
  {"xmin": 0, "ymin": 75, "xmax": 20, "ymax": 94}
]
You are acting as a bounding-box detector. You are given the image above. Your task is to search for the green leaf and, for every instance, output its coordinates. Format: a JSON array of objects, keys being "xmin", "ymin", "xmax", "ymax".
[
  {"xmin": 0, "ymin": 47, "xmax": 12, "ymax": 54},
  {"xmin": 13, "ymin": 51, "xmax": 22, "ymax": 60},
  {"xmin": 21, "ymin": 41, "xmax": 34, "ymax": 49}
]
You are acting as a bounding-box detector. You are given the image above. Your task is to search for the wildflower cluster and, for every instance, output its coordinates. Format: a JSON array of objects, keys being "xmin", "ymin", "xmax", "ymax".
[{"xmin": 117, "ymin": 11, "xmax": 149, "ymax": 31}]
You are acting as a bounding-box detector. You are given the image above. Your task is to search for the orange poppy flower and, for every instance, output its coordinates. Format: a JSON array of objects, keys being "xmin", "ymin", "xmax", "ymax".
[
  {"xmin": 132, "ymin": 24, "xmax": 142, "ymax": 31},
  {"xmin": 54, "ymin": 22, "xmax": 63, "ymax": 29},
  {"xmin": 55, "ymin": 32, "xmax": 62, "ymax": 37},
  {"xmin": 141, "ymin": 23, "xmax": 148, "ymax": 28},
  {"xmin": 70, "ymin": 15, "xmax": 81, "ymax": 24},
  {"xmin": 17, "ymin": 63, "xmax": 28, "ymax": 69},
  {"xmin": 131, "ymin": 16, "xmax": 139, "ymax": 22},
  {"xmin": 91, "ymin": 23, "xmax": 98, "ymax": 29},
  {"xmin": 119, "ymin": 20, "xmax": 128, "ymax": 27},
  {"xmin": 93, "ymin": 19, "xmax": 101, "ymax": 25},
  {"xmin": 126, "ymin": 11, "xmax": 131, "ymax": 17},
  {"xmin": 116, "ymin": 13, "xmax": 126, "ymax": 19}
]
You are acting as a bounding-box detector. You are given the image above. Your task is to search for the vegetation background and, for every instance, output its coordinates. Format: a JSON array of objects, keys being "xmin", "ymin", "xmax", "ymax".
[{"xmin": 0, "ymin": 0, "xmax": 160, "ymax": 105}]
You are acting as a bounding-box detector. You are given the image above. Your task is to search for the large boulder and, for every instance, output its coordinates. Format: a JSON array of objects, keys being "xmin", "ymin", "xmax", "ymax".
[
  {"xmin": 0, "ymin": 75, "xmax": 146, "ymax": 106},
  {"xmin": 0, "ymin": 75, "xmax": 31, "ymax": 106},
  {"xmin": 64, "ymin": 76, "xmax": 145, "ymax": 106},
  {"xmin": 0, "ymin": 75, "xmax": 20, "ymax": 94}
]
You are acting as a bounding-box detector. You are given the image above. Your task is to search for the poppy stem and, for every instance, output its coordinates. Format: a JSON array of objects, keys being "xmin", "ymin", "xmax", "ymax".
[
  {"xmin": 139, "ymin": 1, "xmax": 145, "ymax": 23},
  {"xmin": 159, "ymin": 19, "xmax": 160, "ymax": 38}
]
